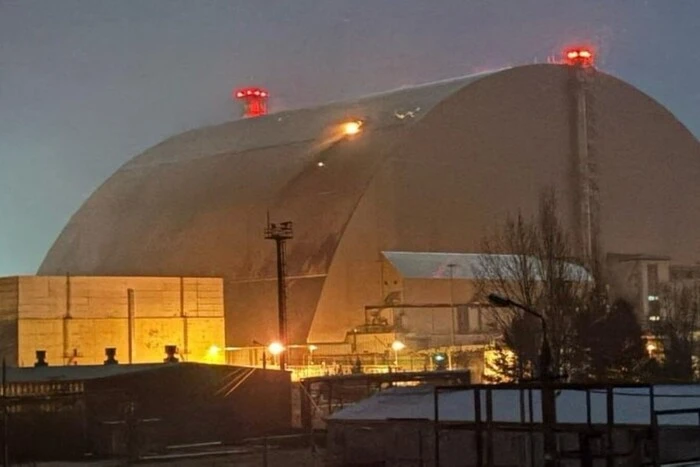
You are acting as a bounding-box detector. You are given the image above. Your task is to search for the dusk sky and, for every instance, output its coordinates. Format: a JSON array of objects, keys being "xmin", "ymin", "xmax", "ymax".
[{"xmin": 1, "ymin": 0, "xmax": 699, "ymax": 276}]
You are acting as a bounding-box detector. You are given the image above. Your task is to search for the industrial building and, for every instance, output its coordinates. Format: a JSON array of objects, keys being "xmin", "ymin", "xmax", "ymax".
[
  {"xmin": 36, "ymin": 61, "xmax": 700, "ymax": 373},
  {"xmin": 2, "ymin": 361, "xmax": 291, "ymax": 461},
  {"xmin": 0, "ymin": 275, "xmax": 225, "ymax": 366}
]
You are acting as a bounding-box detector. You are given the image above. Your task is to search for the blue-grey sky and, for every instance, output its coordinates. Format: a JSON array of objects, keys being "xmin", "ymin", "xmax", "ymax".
[{"xmin": 1, "ymin": 0, "xmax": 699, "ymax": 276}]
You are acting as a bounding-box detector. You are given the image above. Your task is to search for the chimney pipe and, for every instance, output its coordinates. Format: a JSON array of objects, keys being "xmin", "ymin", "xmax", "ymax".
[
  {"xmin": 164, "ymin": 345, "xmax": 179, "ymax": 363},
  {"xmin": 35, "ymin": 350, "xmax": 48, "ymax": 367},
  {"xmin": 104, "ymin": 348, "xmax": 119, "ymax": 365}
]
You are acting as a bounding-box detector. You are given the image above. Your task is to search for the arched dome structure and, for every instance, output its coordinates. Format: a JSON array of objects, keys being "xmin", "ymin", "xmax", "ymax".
[{"xmin": 40, "ymin": 64, "xmax": 700, "ymax": 345}]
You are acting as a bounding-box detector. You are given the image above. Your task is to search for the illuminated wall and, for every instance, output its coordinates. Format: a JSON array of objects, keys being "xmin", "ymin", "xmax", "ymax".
[{"xmin": 0, "ymin": 275, "xmax": 225, "ymax": 367}]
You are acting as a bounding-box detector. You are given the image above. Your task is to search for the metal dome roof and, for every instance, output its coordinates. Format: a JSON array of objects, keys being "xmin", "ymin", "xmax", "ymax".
[{"xmin": 39, "ymin": 64, "xmax": 700, "ymax": 345}]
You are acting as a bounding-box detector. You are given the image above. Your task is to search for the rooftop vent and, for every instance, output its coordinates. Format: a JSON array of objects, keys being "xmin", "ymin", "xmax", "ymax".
[
  {"xmin": 164, "ymin": 345, "xmax": 179, "ymax": 363},
  {"xmin": 104, "ymin": 347, "xmax": 119, "ymax": 365},
  {"xmin": 34, "ymin": 350, "xmax": 48, "ymax": 367}
]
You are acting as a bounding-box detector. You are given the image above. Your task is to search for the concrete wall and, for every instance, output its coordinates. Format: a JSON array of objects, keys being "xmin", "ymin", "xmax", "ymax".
[
  {"xmin": 0, "ymin": 277, "xmax": 19, "ymax": 363},
  {"xmin": 0, "ymin": 276, "xmax": 225, "ymax": 367}
]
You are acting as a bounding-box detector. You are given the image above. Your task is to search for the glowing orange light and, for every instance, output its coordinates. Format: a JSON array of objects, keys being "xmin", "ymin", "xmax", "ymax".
[
  {"xmin": 233, "ymin": 86, "xmax": 270, "ymax": 117},
  {"xmin": 268, "ymin": 342, "xmax": 285, "ymax": 355},
  {"xmin": 342, "ymin": 120, "xmax": 363, "ymax": 136},
  {"xmin": 564, "ymin": 47, "xmax": 595, "ymax": 67}
]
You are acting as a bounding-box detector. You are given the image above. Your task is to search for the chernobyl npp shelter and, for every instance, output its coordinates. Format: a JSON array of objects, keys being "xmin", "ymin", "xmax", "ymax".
[{"xmin": 26, "ymin": 62, "xmax": 700, "ymax": 371}]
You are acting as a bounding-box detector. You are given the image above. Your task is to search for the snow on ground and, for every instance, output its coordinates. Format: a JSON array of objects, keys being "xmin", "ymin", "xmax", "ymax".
[{"xmin": 330, "ymin": 384, "xmax": 700, "ymax": 426}]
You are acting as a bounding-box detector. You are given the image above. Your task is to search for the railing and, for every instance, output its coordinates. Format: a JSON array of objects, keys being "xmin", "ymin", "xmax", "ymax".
[
  {"xmin": 433, "ymin": 383, "xmax": 696, "ymax": 467},
  {"xmin": 651, "ymin": 407, "xmax": 700, "ymax": 467},
  {"xmin": 286, "ymin": 364, "xmax": 395, "ymax": 381}
]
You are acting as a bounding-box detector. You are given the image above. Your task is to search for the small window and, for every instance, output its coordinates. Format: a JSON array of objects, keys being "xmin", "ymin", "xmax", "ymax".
[
  {"xmin": 456, "ymin": 305, "xmax": 470, "ymax": 333},
  {"xmin": 647, "ymin": 264, "xmax": 659, "ymax": 297},
  {"xmin": 456, "ymin": 306, "xmax": 485, "ymax": 333}
]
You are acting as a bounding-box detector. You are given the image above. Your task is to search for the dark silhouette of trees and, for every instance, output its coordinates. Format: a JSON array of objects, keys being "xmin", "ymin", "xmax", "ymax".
[
  {"xmin": 477, "ymin": 189, "xmax": 650, "ymax": 382},
  {"xmin": 651, "ymin": 283, "xmax": 700, "ymax": 382},
  {"xmin": 477, "ymin": 190, "xmax": 590, "ymax": 381},
  {"xmin": 571, "ymin": 297, "xmax": 649, "ymax": 382}
]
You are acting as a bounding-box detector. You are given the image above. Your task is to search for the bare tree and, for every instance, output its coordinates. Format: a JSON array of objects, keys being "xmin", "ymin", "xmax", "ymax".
[
  {"xmin": 654, "ymin": 282, "xmax": 700, "ymax": 381},
  {"xmin": 477, "ymin": 189, "xmax": 652, "ymax": 383},
  {"xmin": 476, "ymin": 190, "xmax": 591, "ymax": 381}
]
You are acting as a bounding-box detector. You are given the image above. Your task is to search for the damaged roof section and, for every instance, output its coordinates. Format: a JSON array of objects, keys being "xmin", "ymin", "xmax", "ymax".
[{"xmin": 382, "ymin": 251, "xmax": 591, "ymax": 281}]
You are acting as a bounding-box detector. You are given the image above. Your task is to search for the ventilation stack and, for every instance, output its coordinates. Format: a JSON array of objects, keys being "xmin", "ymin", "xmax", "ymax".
[
  {"xmin": 104, "ymin": 347, "xmax": 119, "ymax": 365},
  {"xmin": 34, "ymin": 350, "xmax": 48, "ymax": 367},
  {"xmin": 164, "ymin": 345, "xmax": 179, "ymax": 363},
  {"xmin": 233, "ymin": 87, "xmax": 269, "ymax": 118}
]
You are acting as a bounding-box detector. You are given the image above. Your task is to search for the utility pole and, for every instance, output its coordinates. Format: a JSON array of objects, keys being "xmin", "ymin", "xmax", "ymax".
[
  {"xmin": 447, "ymin": 263, "xmax": 456, "ymax": 371},
  {"xmin": 488, "ymin": 294, "xmax": 557, "ymax": 467},
  {"xmin": 265, "ymin": 216, "xmax": 293, "ymax": 371}
]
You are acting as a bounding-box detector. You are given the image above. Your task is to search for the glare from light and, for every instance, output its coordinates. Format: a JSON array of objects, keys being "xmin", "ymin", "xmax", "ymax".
[
  {"xmin": 646, "ymin": 342, "xmax": 657, "ymax": 353},
  {"xmin": 268, "ymin": 341, "xmax": 285, "ymax": 355},
  {"xmin": 649, "ymin": 315, "xmax": 661, "ymax": 322},
  {"xmin": 317, "ymin": 161, "xmax": 325, "ymax": 167},
  {"xmin": 434, "ymin": 353, "xmax": 445, "ymax": 362},
  {"xmin": 342, "ymin": 120, "xmax": 363, "ymax": 136},
  {"xmin": 207, "ymin": 345, "xmax": 221, "ymax": 357},
  {"xmin": 308, "ymin": 344, "xmax": 318, "ymax": 351},
  {"xmin": 564, "ymin": 47, "xmax": 595, "ymax": 66},
  {"xmin": 391, "ymin": 340, "xmax": 405, "ymax": 352}
]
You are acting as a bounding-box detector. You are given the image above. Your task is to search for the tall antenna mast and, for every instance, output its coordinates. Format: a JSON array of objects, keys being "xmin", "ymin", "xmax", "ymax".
[{"xmin": 264, "ymin": 216, "xmax": 294, "ymax": 371}]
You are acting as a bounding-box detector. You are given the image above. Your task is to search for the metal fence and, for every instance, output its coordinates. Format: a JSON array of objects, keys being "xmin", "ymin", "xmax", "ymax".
[{"xmin": 433, "ymin": 383, "xmax": 700, "ymax": 467}]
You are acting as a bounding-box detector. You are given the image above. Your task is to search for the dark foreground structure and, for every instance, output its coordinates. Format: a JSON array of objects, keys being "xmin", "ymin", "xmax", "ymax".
[
  {"xmin": 1, "ymin": 362, "xmax": 291, "ymax": 462},
  {"xmin": 327, "ymin": 383, "xmax": 700, "ymax": 467},
  {"xmin": 300, "ymin": 369, "xmax": 471, "ymax": 430}
]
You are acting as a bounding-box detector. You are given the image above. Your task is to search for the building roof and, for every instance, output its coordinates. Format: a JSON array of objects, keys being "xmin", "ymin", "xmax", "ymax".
[
  {"xmin": 4, "ymin": 362, "xmax": 245, "ymax": 383},
  {"xmin": 5, "ymin": 363, "xmax": 166, "ymax": 383},
  {"xmin": 123, "ymin": 71, "xmax": 499, "ymax": 171},
  {"xmin": 382, "ymin": 251, "xmax": 591, "ymax": 281},
  {"xmin": 328, "ymin": 384, "xmax": 700, "ymax": 426},
  {"xmin": 607, "ymin": 253, "xmax": 672, "ymax": 263}
]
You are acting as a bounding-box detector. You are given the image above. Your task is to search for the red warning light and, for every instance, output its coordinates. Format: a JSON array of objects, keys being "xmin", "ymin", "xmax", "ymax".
[
  {"xmin": 233, "ymin": 86, "xmax": 269, "ymax": 117},
  {"xmin": 564, "ymin": 47, "xmax": 595, "ymax": 67}
]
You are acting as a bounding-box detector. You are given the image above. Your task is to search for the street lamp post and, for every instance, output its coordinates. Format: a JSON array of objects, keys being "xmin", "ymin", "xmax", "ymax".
[
  {"xmin": 487, "ymin": 293, "xmax": 556, "ymax": 467},
  {"xmin": 268, "ymin": 342, "xmax": 285, "ymax": 369},
  {"xmin": 391, "ymin": 340, "xmax": 405, "ymax": 368},
  {"xmin": 253, "ymin": 340, "xmax": 268, "ymax": 370},
  {"xmin": 447, "ymin": 263, "xmax": 457, "ymax": 371},
  {"xmin": 308, "ymin": 344, "xmax": 317, "ymax": 365}
]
